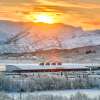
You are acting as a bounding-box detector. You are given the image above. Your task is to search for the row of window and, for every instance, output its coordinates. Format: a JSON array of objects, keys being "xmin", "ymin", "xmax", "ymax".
[{"xmin": 39, "ymin": 62, "xmax": 62, "ymax": 66}]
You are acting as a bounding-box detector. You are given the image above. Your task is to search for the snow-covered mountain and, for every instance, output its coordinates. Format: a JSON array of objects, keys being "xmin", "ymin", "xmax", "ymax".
[{"xmin": 0, "ymin": 20, "xmax": 100, "ymax": 53}]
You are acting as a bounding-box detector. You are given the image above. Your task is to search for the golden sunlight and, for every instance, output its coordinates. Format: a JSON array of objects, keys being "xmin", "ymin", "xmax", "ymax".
[
  {"xmin": 26, "ymin": 12, "xmax": 60, "ymax": 24},
  {"xmin": 34, "ymin": 13, "xmax": 55, "ymax": 24}
]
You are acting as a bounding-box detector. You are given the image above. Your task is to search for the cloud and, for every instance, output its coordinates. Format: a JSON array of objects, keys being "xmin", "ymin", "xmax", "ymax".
[
  {"xmin": 84, "ymin": 21, "xmax": 100, "ymax": 26},
  {"xmin": 0, "ymin": 0, "xmax": 100, "ymax": 30},
  {"xmin": 0, "ymin": 0, "xmax": 36, "ymax": 4},
  {"xmin": 38, "ymin": 0, "xmax": 100, "ymax": 9}
]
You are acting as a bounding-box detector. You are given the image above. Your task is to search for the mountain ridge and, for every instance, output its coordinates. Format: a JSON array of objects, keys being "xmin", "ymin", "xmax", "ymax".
[{"xmin": 0, "ymin": 20, "xmax": 100, "ymax": 53}]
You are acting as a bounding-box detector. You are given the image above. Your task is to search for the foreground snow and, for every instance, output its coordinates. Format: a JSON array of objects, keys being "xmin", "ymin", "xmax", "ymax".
[{"xmin": 7, "ymin": 89, "xmax": 100, "ymax": 98}]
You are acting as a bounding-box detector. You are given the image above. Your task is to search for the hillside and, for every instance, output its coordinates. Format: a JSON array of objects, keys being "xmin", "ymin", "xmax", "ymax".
[
  {"xmin": 0, "ymin": 20, "xmax": 100, "ymax": 63},
  {"xmin": 0, "ymin": 45, "xmax": 100, "ymax": 63},
  {"xmin": 0, "ymin": 20, "xmax": 100, "ymax": 54},
  {"xmin": 29, "ymin": 45, "xmax": 100, "ymax": 63}
]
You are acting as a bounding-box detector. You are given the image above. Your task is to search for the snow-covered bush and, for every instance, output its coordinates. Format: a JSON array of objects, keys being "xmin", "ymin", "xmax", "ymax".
[
  {"xmin": 14, "ymin": 93, "xmax": 100, "ymax": 100},
  {"xmin": 0, "ymin": 92, "xmax": 100, "ymax": 100},
  {"xmin": 0, "ymin": 92, "xmax": 12, "ymax": 100},
  {"xmin": 0, "ymin": 76, "xmax": 99, "ymax": 92}
]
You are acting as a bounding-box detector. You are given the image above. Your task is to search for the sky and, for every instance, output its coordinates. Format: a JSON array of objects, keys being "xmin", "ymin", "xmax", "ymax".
[{"xmin": 0, "ymin": 0, "xmax": 100, "ymax": 30}]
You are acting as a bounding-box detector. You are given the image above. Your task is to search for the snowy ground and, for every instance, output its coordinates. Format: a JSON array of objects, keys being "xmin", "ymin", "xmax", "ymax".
[{"xmin": 7, "ymin": 89, "xmax": 100, "ymax": 99}]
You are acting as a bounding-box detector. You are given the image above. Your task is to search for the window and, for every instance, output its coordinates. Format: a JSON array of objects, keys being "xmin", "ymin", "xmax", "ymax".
[
  {"xmin": 52, "ymin": 63, "xmax": 56, "ymax": 65},
  {"xmin": 58, "ymin": 62, "xmax": 62, "ymax": 65},
  {"xmin": 40, "ymin": 62, "xmax": 44, "ymax": 66},
  {"xmin": 46, "ymin": 62, "xmax": 50, "ymax": 65}
]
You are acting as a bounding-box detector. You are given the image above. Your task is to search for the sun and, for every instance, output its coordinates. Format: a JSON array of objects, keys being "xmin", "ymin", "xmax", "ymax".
[
  {"xmin": 26, "ymin": 12, "xmax": 60, "ymax": 24},
  {"xmin": 34, "ymin": 14, "xmax": 55, "ymax": 24}
]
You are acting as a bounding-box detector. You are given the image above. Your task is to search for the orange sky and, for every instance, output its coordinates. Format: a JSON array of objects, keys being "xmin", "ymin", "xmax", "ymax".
[{"xmin": 0, "ymin": 0, "xmax": 100, "ymax": 30}]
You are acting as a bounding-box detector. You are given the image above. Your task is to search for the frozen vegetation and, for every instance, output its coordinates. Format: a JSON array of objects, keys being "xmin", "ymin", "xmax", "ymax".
[
  {"xmin": 0, "ymin": 74, "xmax": 100, "ymax": 92},
  {"xmin": 1, "ymin": 91, "xmax": 100, "ymax": 100}
]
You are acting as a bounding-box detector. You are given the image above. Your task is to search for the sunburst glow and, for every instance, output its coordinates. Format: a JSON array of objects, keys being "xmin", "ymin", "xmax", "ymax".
[{"xmin": 34, "ymin": 13, "xmax": 55, "ymax": 24}]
